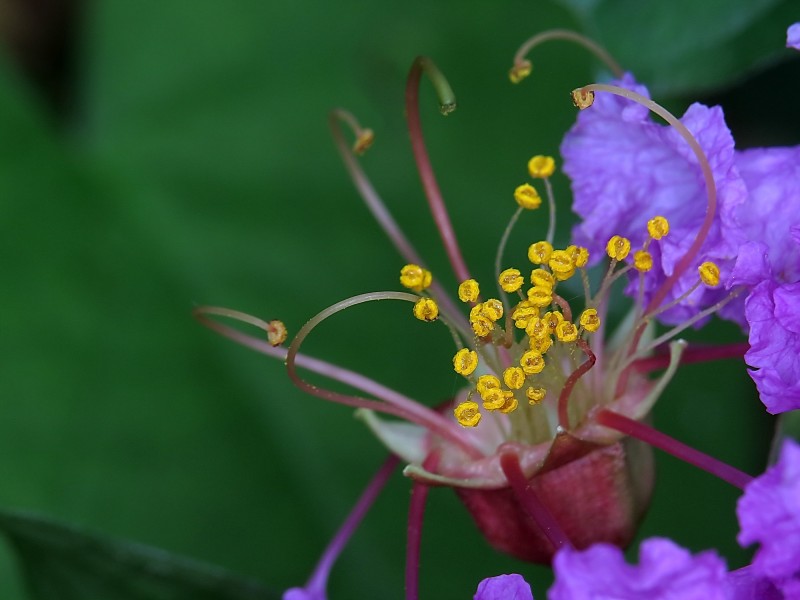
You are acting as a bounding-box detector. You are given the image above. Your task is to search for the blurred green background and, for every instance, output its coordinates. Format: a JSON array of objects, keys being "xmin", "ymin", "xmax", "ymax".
[{"xmin": 0, "ymin": 0, "xmax": 797, "ymax": 598}]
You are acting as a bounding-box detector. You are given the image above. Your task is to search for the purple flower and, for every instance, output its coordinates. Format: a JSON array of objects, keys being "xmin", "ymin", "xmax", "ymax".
[
  {"xmin": 561, "ymin": 74, "xmax": 747, "ymax": 325},
  {"xmin": 549, "ymin": 538, "xmax": 728, "ymax": 599},
  {"xmin": 724, "ymin": 566, "xmax": 783, "ymax": 600},
  {"xmin": 788, "ymin": 23, "xmax": 800, "ymax": 50},
  {"xmin": 737, "ymin": 439, "xmax": 800, "ymax": 593},
  {"xmin": 743, "ymin": 280, "xmax": 800, "ymax": 413},
  {"xmin": 474, "ymin": 574, "xmax": 534, "ymax": 600}
]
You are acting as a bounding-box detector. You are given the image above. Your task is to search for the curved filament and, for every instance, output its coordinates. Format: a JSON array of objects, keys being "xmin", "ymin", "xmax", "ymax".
[{"xmin": 512, "ymin": 29, "xmax": 624, "ymax": 80}]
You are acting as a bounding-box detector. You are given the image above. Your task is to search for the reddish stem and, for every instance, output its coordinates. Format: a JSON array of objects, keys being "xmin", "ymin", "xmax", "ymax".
[
  {"xmin": 500, "ymin": 451, "xmax": 572, "ymax": 551},
  {"xmin": 406, "ymin": 450, "xmax": 440, "ymax": 600},
  {"xmin": 406, "ymin": 57, "xmax": 472, "ymax": 284},
  {"xmin": 632, "ymin": 341, "xmax": 749, "ymax": 373},
  {"xmin": 558, "ymin": 339, "xmax": 596, "ymax": 430},
  {"xmin": 596, "ymin": 409, "xmax": 753, "ymax": 489}
]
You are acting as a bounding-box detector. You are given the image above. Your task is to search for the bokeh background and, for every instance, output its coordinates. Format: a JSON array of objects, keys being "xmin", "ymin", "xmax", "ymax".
[{"xmin": 1, "ymin": 1, "xmax": 798, "ymax": 598}]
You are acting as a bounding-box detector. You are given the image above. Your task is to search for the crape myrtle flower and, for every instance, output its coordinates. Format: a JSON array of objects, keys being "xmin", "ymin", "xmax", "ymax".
[
  {"xmin": 474, "ymin": 573, "xmax": 534, "ymax": 600},
  {"xmin": 787, "ymin": 22, "xmax": 800, "ymax": 50},
  {"xmin": 195, "ymin": 29, "xmax": 778, "ymax": 600}
]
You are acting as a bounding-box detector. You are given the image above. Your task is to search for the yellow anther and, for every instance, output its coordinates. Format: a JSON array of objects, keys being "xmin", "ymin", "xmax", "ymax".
[
  {"xmin": 353, "ymin": 129, "xmax": 375, "ymax": 155},
  {"xmin": 525, "ymin": 317, "xmax": 548, "ymax": 340},
  {"xmin": 267, "ymin": 320, "xmax": 288, "ymax": 347},
  {"xmin": 499, "ymin": 268, "xmax": 525, "ymax": 293},
  {"xmin": 579, "ymin": 308, "xmax": 601, "ymax": 333},
  {"xmin": 508, "ymin": 60, "xmax": 532, "ymax": 84},
  {"xmin": 647, "ymin": 216, "xmax": 670, "ymax": 240},
  {"xmin": 514, "ymin": 184, "xmax": 542, "ymax": 210},
  {"xmin": 499, "ymin": 392, "xmax": 519, "ymax": 414},
  {"xmin": 553, "ymin": 266, "xmax": 576, "ymax": 282},
  {"xmin": 555, "ymin": 320, "xmax": 579, "ymax": 342},
  {"xmin": 530, "ymin": 268, "xmax": 555, "ymax": 289},
  {"xmin": 458, "ymin": 279, "xmax": 480, "ymax": 303},
  {"xmin": 413, "ymin": 298, "xmax": 439, "ymax": 322},
  {"xmin": 477, "ymin": 374, "xmax": 501, "ymax": 398},
  {"xmin": 549, "ymin": 250, "xmax": 575, "ymax": 273},
  {"xmin": 606, "ymin": 235, "xmax": 632, "ymax": 261},
  {"xmin": 503, "ymin": 366, "xmax": 526, "ymax": 390},
  {"xmin": 528, "ymin": 241, "xmax": 554, "ymax": 265},
  {"xmin": 542, "ymin": 310, "xmax": 564, "ymax": 333},
  {"xmin": 634, "ymin": 250, "xmax": 653, "ymax": 272},
  {"xmin": 400, "ymin": 264, "xmax": 432, "ymax": 292},
  {"xmin": 454, "ymin": 401, "xmax": 482, "ymax": 427},
  {"xmin": 527, "ymin": 286, "xmax": 553, "ymax": 308},
  {"xmin": 512, "ymin": 303, "xmax": 538, "ymax": 329},
  {"xmin": 528, "ymin": 155, "xmax": 556, "ymax": 179},
  {"xmin": 520, "ymin": 351, "xmax": 545, "ymax": 375},
  {"xmin": 526, "ymin": 386, "xmax": 546, "ymax": 405},
  {"xmin": 481, "ymin": 298, "xmax": 504, "ymax": 322},
  {"xmin": 529, "ymin": 334, "xmax": 553, "ymax": 354},
  {"xmin": 699, "ymin": 261, "xmax": 721, "ymax": 287},
  {"xmin": 471, "ymin": 316, "xmax": 493, "ymax": 337},
  {"xmin": 482, "ymin": 388, "xmax": 506, "ymax": 411},
  {"xmin": 453, "ymin": 348, "xmax": 478, "ymax": 376},
  {"xmin": 567, "ymin": 245, "xmax": 590, "ymax": 268},
  {"xmin": 571, "ymin": 88, "xmax": 595, "ymax": 110}
]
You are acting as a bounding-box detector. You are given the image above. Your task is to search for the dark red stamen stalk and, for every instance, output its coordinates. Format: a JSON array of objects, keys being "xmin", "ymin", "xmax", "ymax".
[
  {"xmin": 632, "ymin": 342, "xmax": 749, "ymax": 373},
  {"xmin": 304, "ymin": 454, "xmax": 400, "ymax": 598},
  {"xmin": 500, "ymin": 451, "xmax": 573, "ymax": 551},
  {"xmin": 558, "ymin": 339, "xmax": 596, "ymax": 430},
  {"xmin": 596, "ymin": 409, "xmax": 753, "ymax": 489},
  {"xmin": 406, "ymin": 450, "xmax": 440, "ymax": 600},
  {"xmin": 406, "ymin": 56, "xmax": 472, "ymax": 284}
]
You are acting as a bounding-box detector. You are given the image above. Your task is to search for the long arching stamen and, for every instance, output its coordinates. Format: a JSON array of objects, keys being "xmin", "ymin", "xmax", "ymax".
[
  {"xmin": 573, "ymin": 84, "xmax": 717, "ymax": 314},
  {"xmin": 406, "ymin": 450, "xmax": 439, "ymax": 600},
  {"xmin": 495, "ymin": 206, "xmax": 524, "ymax": 310},
  {"xmin": 499, "ymin": 451, "xmax": 573, "ymax": 551},
  {"xmin": 299, "ymin": 454, "xmax": 400, "ymax": 599},
  {"xmin": 406, "ymin": 56, "xmax": 473, "ymax": 284},
  {"xmin": 596, "ymin": 409, "xmax": 753, "ymax": 489},
  {"xmin": 631, "ymin": 342, "xmax": 749, "ymax": 374},
  {"xmin": 558, "ymin": 339, "xmax": 596, "ymax": 430},
  {"xmin": 510, "ymin": 29, "xmax": 624, "ymax": 83},
  {"xmin": 286, "ymin": 292, "xmax": 482, "ymax": 456},
  {"xmin": 329, "ymin": 109, "xmax": 467, "ymax": 332}
]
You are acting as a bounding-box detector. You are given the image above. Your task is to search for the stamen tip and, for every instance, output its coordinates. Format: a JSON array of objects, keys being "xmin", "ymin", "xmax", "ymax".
[
  {"xmin": 353, "ymin": 129, "xmax": 375, "ymax": 155},
  {"xmin": 508, "ymin": 60, "xmax": 532, "ymax": 84},
  {"xmin": 571, "ymin": 88, "xmax": 595, "ymax": 110},
  {"xmin": 439, "ymin": 101, "xmax": 457, "ymax": 116},
  {"xmin": 267, "ymin": 320, "xmax": 288, "ymax": 346}
]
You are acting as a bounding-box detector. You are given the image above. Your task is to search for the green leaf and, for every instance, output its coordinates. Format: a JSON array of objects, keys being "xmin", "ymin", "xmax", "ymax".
[
  {"xmin": 0, "ymin": 510, "xmax": 280, "ymax": 600},
  {"xmin": 557, "ymin": 0, "xmax": 797, "ymax": 95}
]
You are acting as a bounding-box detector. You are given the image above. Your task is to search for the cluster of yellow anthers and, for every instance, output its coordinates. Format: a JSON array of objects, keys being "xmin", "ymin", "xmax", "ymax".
[{"xmin": 399, "ymin": 156, "xmax": 722, "ymax": 430}]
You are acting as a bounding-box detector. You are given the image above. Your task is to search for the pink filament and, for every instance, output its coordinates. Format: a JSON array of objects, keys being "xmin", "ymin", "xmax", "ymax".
[
  {"xmin": 558, "ymin": 339, "xmax": 597, "ymax": 430},
  {"xmin": 632, "ymin": 342, "xmax": 749, "ymax": 374},
  {"xmin": 406, "ymin": 451, "xmax": 440, "ymax": 600}
]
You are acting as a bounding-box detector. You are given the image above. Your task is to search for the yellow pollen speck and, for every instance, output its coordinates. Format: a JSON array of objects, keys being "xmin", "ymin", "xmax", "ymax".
[
  {"xmin": 413, "ymin": 298, "xmax": 439, "ymax": 322},
  {"xmin": 634, "ymin": 250, "xmax": 653, "ymax": 272},
  {"xmin": 528, "ymin": 155, "xmax": 556, "ymax": 179},
  {"xmin": 503, "ymin": 366, "xmax": 526, "ymax": 390},
  {"xmin": 454, "ymin": 401, "xmax": 482, "ymax": 427},
  {"xmin": 528, "ymin": 241, "xmax": 554, "ymax": 265},
  {"xmin": 571, "ymin": 88, "xmax": 595, "ymax": 110},
  {"xmin": 579, "ymin": 308, "xmax": 601, "ymax": 333},
  {"xmin": 699, "ymin": 261, "xmax": 721, "ymax": 287},
  {"xmin": 526, "ymin": 386, "xmax": 546, "ymax": 405},
  {"xmin": 606, "ymin": 235, "xmax": 631, "ymax": 261},
  {"xmin": 481, "ymin": 298, "xmax": 504, "ymax": 322},
  {"xmin": 514, "ymin": 184, "xmax": 542, "ymax": 210},
  {"xmin": 482, "ymin": 388, "xmax": 506, "ymax": 411},
  {"xmin": 353, "ymin": 129, "xmax": 374, "ymax": 155},
  {"xmin": 499, "ymin": 392, "xmax": 519, "ymax": 414},
  {"xmin": 453, "ymin": 348, "xmax": 478, "ymax": 376},
  {"xmin": 567, "ymin": 245, "xmax": 590, "ymax": 268},
  {"xmin": 647, "ymin": 216, "xmax": 670, "ymax": 240},
  {"xmin": 509, "ymin": 60, "xmax": 532, "ymax": 84},
  {"xmin": 458, "ymin": 279, "xmax": 480, "ymax": 303},
  {"xmin": 499, "ymin": 268, "xmax": 525, "ymax": 293},
  {"xmin": 267, "ymin": 320, "xmax": 288, "ymax": 347},
  {"xmin": 527, "ymin": 286, "xmax": 553, "ymax": 308},
  {"xmin": 530, "ymin": 268, "xmax": 555, "ymax": 289},
  {"xmin": 477, "ymin": 374, "xmax": 501, "ymax": 397},
  {"xmin": 549, "ymin": 250, "xmax": 574, "ymax": 273},
  {"xmin": 520, "ymin": 350, "xmax": 545, "ymax": 374},
  {"xmin": 555, "ymin": 321, "xmax": 578, "ymax": 342},
  {"xmin": 400, "ymin": 264, "xmax": 432, "ymax": 292}
]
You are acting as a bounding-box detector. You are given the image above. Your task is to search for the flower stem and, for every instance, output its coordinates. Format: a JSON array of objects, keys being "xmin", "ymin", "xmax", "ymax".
[
  {"xmin": 596, "ymin": 409, "xmax": 753, "ymax": 489},
  {"xmin": 499, "ymin": 451, "xmax": 572, "ymax": 551},
  {"xmin": 406, "ymin": 56, "xmax": 472, "ymax": 284},
  {"xmin": 406, "ymin": 450, "xmax": 439, "ymax": 600}
]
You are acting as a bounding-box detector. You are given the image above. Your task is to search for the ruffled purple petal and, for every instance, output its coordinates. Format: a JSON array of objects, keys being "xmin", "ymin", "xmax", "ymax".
[
  {"xmin": 724, "ymin": 566, "xmax": 782, "ymax": 600},
  {"xmin": 737, "ymin": 439, "xmax": 800, "ymax": 586},
  {"xmin": 788, "ymin": 23, "xmax": 800, "ymax": 50},
  {"xmin": 549, "ymin": 538, "xmax": 727, "ymax": 599},
  {"xmin": 474, "ymin": 574, "xmax": 534, "ymax": 600}
]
